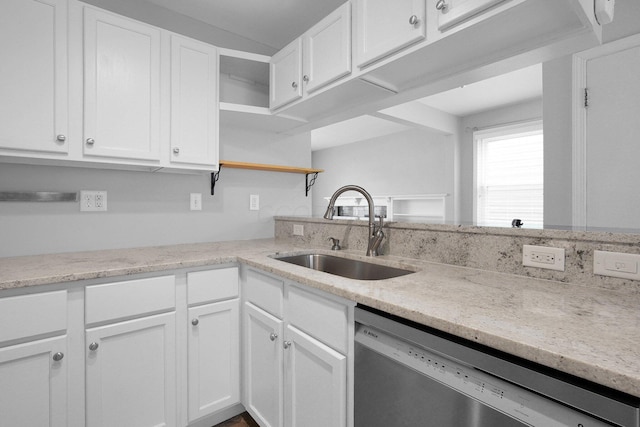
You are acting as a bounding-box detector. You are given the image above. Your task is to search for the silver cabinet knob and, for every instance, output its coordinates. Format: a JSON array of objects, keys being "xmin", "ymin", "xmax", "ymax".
[
  {"xmin": 291, "ymin": 81, "xmax": 298, "ymax": 89},
  {"xmin": 303, "ymin": 75, "xmax": 309, "ymax": 83},
  {"xmin": 436, "ymin": 0, "xmax": 447, "ymax": 11},
  {"xmin": 409, "ymin": 15, "xmax": 419, "ymax": 25},
  {"xmin": 269, "ymin": 332, "xmax": 278, "ymax": 341},
  {"xmin": 86, "ymin": 138, "xmax": 95, "ymax": 145},
  {"xmin": 192, "ymin": 318, "xmax": 199, "ymax": 326},
  {"xmin": 52, "ymin": 352, "xmax": 64, "ymax": 361},
  {"xmin": 283, "ymin": 340, "xmax": 292, "ymax": 349},
  {"xmin": 56, "ymin": 135, "xmax": 66, "ymax": 142},
  {"xmin": 89, "ymin": 342, "xmax": 99, "ymax": 351},
  {"xmin": 173, "ymin": 147, "xmax": 180, "ymax": 154}
]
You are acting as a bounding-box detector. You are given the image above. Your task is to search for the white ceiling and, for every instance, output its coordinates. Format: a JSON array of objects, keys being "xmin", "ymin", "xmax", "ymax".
[
  {"xmin": 311, "ymin": 64, "xmax": 542, "ymax": 151},
  {"xmin": 416, "ymin": 63, "xmax": 543, "ymax": 116},
  {"xmin": 311, "ymin": 115, "xmax": 412, "ymax": 151},
  {"xmin": 143, "ymin": 0, "xmax": 345, "ymax": 50}
]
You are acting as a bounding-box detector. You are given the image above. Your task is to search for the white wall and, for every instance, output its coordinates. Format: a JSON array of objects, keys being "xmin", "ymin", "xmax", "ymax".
[
  {"xmin": 541, "ymin": 0, "xmax": 640, "ymax": 230},
  {"xmin": 0, "ymin": 130, "xmax": 311, "ymax": 257},
  {"xmin": 311, "ymin": 128, "xmax": 457, "ymax": 223}
]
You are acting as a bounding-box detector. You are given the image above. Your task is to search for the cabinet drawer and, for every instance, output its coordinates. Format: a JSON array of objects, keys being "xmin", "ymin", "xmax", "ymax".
[
  {"xmin": 244, "ymin": 269, "xmax": 284, "ymax": 318},
  {"xmin": 0, "ymin": 290, "xmax": 67, "ymax": 344},
  {"xmin": 286, "ymin": 285, "xmax": 349, "ymax": 354},
  {"xmin": 187, "ymin": 267, "xmax": 238, "ymax": 305},
  {"xmin": 86, "ymin": 275, "xmax": 175, "ymax": 325}
]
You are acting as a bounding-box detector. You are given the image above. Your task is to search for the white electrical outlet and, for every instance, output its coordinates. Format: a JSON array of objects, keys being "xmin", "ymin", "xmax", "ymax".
[
  {"xmin": 293, "ymin": 224, "xmax": 304, "ymax": 236},
  {"xmin": 250, "ymin": 194, "xmax": 259, "ymax": 211},
  {"xmin": 190, "ymin": 193, "xmax": 202, "ymax": 211},
  {"xmin": 594, "ymin": 250, "xmax": 640, "ymax": 280},
  {"xmin": 80, "ymin": 191, "xmax": 107, "ymax": 212},
  {"xmin": 522, "ymin": 245, "xmax": 565, "ymax": 271}
]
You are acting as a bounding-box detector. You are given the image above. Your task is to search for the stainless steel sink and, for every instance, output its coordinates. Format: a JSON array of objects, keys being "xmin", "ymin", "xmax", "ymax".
[{"xmin": 274, "ymin": 253, "xmax": 415, "ymax": 280}]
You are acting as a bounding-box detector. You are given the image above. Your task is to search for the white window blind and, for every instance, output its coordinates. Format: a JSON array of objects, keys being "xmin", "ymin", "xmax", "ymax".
[{"xmin": 474, "ymin": 121, "xmax": 543, "ymax": 229}]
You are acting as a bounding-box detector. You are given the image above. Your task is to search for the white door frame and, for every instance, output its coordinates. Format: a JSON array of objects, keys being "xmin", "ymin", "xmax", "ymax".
[{"xmin": 571, "ymin": 33, "xmax": 640, "ymax": 229}]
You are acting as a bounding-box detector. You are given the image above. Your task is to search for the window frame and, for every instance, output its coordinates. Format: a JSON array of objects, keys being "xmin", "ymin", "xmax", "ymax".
[{"xmin": 472, "ymin": 119, "xmax": 544, "ymax": 228}]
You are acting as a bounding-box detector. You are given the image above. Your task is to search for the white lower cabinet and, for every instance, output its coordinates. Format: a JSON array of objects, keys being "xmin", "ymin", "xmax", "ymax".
[
  {"xmin": 84, "ymin": 275, "xmax": 177, "ymax": 427},
  {"xmin": 284, "ymin": 325, "xmax": 347, "ymax": 427},
  {"xmin": 0, "ymin": 290, "xmax": 68, "ymax": 427},
  {"xmin": 85, "ymin": 313, "xmax": 177, "ymax": 427},
  {"xmin": 243, "ymin": 268, "xmax": 354, "ymax": 427},
  {"xmin": 188, "ymin": 299, "xmax": 240, "ymax": 421},
  {"xmin": 0, "ymin": 335, "xmax": 68, "ymax": 427},
  {"xmin": 244, "ymin": 302, "xmax": 285, "ymax": 427}
]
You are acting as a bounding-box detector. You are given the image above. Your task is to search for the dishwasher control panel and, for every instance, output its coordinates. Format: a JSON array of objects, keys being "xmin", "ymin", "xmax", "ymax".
[{"xmin": 356, "ymin": 324, "xmax": 611, "ymax": 427}]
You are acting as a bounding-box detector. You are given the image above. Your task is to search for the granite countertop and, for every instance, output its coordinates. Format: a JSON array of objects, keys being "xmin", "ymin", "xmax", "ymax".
[{"xmin": 1, "ymin": 239, "xmax": 639, "ymax": 398}]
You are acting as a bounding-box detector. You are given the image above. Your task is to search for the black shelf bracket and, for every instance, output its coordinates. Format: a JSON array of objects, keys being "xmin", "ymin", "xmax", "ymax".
[
  {"xmin": 305, "ymin": 172, "xmax": 319, "ymax": 197},
  {"xmin": 210, "ymin": 164, "xmax": 320, "ymax": 197},
  {"xmin": 210, "ymin": 167, "xmax": 222, "ymax": 195}
]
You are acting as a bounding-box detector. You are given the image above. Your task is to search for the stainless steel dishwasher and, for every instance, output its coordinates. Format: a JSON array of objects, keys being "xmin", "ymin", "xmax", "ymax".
[{"xmin": 355, "ymin": 306, "xmax": 640, "ymax": 427}]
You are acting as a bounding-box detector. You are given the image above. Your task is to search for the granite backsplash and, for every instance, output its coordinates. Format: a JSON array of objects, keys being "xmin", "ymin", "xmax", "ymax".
[{"xmin": 275, "ymin": 217, "xmax": 640, "ymax": 293}]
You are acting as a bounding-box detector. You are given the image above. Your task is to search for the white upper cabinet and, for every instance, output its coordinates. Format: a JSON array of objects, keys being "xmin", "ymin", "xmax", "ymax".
[
  {"xmin": 270, "ymin": 38, "xmax": 303, "ymax": 110},
  {"xmin": 355, "ymin": 0, "xmax": 427, "ymax": 68},
  {"xmin": 0, "ymin": 0, "xmax": 68, "ymax": 155},
  {"xmin": 83, "ymin": 8, "xmax": 161, "ymax": 162},
  {"xmin": 169, "ymin": 34, "xmax": 219, "ymax": 169},
  {"xmin": 270, "ymin": 2, "xmax": 352, "ymax": 110},
  {"xmin": 436, "ymin": 0, "xmax": 510, "ymax": 31},
  {"xmin": 302, "ymin": 2, "xmax": 352, "ymax": 95}
]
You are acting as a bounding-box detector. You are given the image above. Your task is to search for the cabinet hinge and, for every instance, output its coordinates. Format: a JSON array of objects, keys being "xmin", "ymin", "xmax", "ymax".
[{"xmin": 584, "ymin": 88, "xmax": 589, "ymax": 108}]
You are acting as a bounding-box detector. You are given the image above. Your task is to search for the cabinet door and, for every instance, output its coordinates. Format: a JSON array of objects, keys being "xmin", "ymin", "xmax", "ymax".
[
  {"xmin": 244, "ymin": 302, "xmax": 284, "ymax": 427},
  {"xmin": 284, "ymin": 325, "xmax": 347, "ymax": 427},
  {"xmin": 0, "ymin": 0, "xmax": 68, "ymax": 154},
  {"xmin": 436, "ymin": 0, "xmax": 509, "ymax": 31},
  {"xmin": 270, "ymin": 38, "xmax": 303, "ymax": 110},
  {"xmin": 86, "ymin": 312, "xmax": 176, "ymax": 427},
  {"xmin": 355, "ymin": 0, "xmax": 426, "ymax": 68},
  {"xmin": 188, "ymin": 299, "xmax": 239, "ymax": 421},
  {"xmin": 170, "ymin": 34, "xmax": 219, "ymax": 168},
  {"xmin": 83, "ymin": 8, "xmax": 161, "ymax": 161},
  {"xmin": 0, "ymin": 335, "xmax": 67, "ymax": 427},
  {"xmin": 302, "ymin": 2, "xmax": 352, "ymax": 95}
]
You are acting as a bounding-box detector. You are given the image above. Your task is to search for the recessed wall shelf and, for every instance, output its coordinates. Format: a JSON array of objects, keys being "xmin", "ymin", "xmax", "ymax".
[{"xmin": 211, "ymin": 160, "xmax": 323, "ymax": 196}]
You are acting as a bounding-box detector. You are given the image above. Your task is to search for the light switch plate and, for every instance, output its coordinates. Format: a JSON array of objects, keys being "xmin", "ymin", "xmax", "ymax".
[
  {"xmin": 190, "ymin": 193, "xmax": 202, "ymax": 211},
  {"xmin": 594, "ymin": 250, "xmax": 640, "ymax": 280},
  {"xmin": 250, "ymin": 194, "xmax": 259, "ymax": 211}
]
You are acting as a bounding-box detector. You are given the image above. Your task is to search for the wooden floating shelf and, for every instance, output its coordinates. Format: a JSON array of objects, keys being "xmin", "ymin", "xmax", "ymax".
[
  {"xmin": 211, "ymin": 161, "xmax": 323, "ymax": 197},
  {"xmin": 220, "ymin": 160, "xmax": 323, "ymax": 175}
]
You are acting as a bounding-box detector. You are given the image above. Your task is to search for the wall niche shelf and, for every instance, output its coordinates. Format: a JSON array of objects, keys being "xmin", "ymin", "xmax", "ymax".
[{"xmin": 211, "ymin": 160, "xmax": 323, "ymax": 196}]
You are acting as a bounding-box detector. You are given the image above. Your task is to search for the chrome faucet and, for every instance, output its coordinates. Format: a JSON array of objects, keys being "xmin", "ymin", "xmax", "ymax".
[{"xmin": 324, "ymin": 185, "xmax": 384, "ymax": 256}]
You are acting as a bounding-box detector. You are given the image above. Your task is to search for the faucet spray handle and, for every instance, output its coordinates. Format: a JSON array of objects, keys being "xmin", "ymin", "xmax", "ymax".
[{"xmin": 328, "ymin": 237, "xmax": 341, "ymax": 250}]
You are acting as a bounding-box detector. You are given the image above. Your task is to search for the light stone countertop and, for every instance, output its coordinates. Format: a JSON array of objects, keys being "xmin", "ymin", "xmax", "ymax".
[{"xmin": 1, "ymin": 239, "xmax": 639, "ymax": 398}]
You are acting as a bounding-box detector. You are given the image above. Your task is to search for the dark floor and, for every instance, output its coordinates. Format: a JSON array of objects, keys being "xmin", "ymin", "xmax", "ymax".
[{"xmin": 213, "ymin": 411, "xmax": 260, "ymax": 427}]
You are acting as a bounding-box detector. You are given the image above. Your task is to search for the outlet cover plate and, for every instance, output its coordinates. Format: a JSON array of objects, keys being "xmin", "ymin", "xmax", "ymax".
[
  {"xmin": 293, "ymin": 224, "xmax": 304, "ymax": 236},
  {"xmin": 80, "ymin": 190, "xmax": 107, "ymax": 212},
  {"xmin": 522, "ymin": 245, "xmax": 565, "ymax": 271}
]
